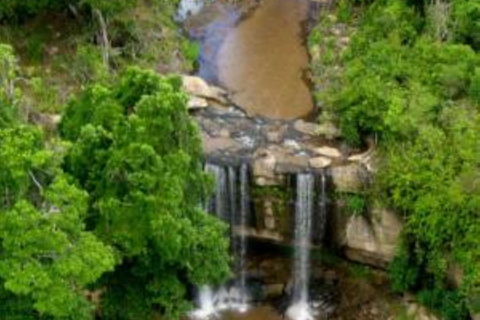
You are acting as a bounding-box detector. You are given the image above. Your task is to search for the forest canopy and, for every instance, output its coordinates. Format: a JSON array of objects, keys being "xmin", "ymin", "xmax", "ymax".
[
  {"xmin": 0, "ymin": 45, "xmax": 229, "ymax": 319},
  {"xmin": 310, "ymin": 0, "xmax": 480, "ymax": 318}
]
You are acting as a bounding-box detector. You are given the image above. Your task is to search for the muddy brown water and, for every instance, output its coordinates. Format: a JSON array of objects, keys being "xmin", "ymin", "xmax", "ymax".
[{"xmin": 188, "ymin": 0, "xmax": 314, "ymax": 120}]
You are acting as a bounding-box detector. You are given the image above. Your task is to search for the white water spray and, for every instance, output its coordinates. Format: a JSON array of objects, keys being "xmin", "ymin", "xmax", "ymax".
[{"xmin": 286, "ymin": 173, "xmax": 315, "ymax": 320}]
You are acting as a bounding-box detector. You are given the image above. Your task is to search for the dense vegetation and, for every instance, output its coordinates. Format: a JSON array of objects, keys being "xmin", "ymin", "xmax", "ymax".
[
  {"xmin": 310, "ymin": 0, "xmax": 480, "ymax": 318},
  {"xmin": 0, "ymin": 1, "xmax": 230, "ymax": 318}
]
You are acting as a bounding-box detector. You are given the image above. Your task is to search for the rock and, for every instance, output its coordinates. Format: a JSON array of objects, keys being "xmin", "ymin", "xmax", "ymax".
[
  {"xmin": 199, "ymin": 117, "xmax": 224, "ymax": 135},
  {"xmin": 331, "ymin": 164, "xmax": 367, "ymax": 193},
  {"xmin": 266, "ymin": 125, "xmax": 287, "ymax": 143},
  {"xmin": 447, "ymin": 263, "xmax": 464, "ymax": 288},
  {"xmin": 264, "ymin": 201, "xmax": 276, "ymax": 230},
  {"xmin": 181, "ymin": 75, "xmax": 228, "ymax": 104},
  {"xmin": 339, "ymin": 36, "xmax": 350, "ymax": 46},
  {"xmin": 283, "ymin": 139, "xmax": 302, "ymax": 151},
  {"xmin": 276, "ymin": 154, "xmax": 310, "ymax": 173},
  {"xmin": 317, "ymin": 122, "xmax": 341, "ymax": 139},
  {"xmin": 309, "ymin": 156, "xmax": 332, "ymax": 169},
  {"xmin": 29, "ymin": 113, "xmax": 62, "ymax": 131},
  {"xmin": 407, "ymin": 303, "xmax": 441, "ymax": 320},
  {"xmin": 323, "ymin": 270, "xmax": 339, "ymax": 285},
  {"xmin": 202, "ymin": 136, "xmax": 242, "ymax": 154},
  {"xmin": 293, "ymin": 119, "xmax": 319, "ymax": 136},
  {"xmin": 217, "ymin": 129, "xmax": 230, "ymax": 138},
  {"xmin": 182, "ymin": 75, "xmax": 211, "ymax": 96},
  {"xmin": 312, "ymin": 146, "xmax": 342, "ymax": 158},
  {"xmin": 343, "ymin": 207, "xmax": 403, "ymax": 268},
  {"xmin": 262, "ymin": 284, "xmax": 285, "ymax": 299},
  {"xmin": 253, "ymin": 149, "xmax": 282, "ymax": 186},
  {"xmin": 187, "ymin": 96, "xmax": 208, "ymax": 109},
  {"xmin": 267, "ymin": 131, "xmax": 282, "ymax": 143}
]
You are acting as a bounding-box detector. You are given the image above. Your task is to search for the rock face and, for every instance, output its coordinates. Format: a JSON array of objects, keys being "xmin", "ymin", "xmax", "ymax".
[
  {"xmin": 331, "ymin": 164, "xmax": 368, "ymax": 193},
  {"xmin": 181, "ymin": 75, "xmax": 229, "ymax": 107},
  {"xmin": 406, "ymin": 302, "xmax": 441, "ymax": 320},
  {"xmin": 191, "ymin": 94, "xmax": 401, "ymax": 270},
  {"xmin": 252, "ymin": 149, "xmax": 282, "ymax": 186},
  {"xmin": 332, "ymin": 206, "xmax": 403, "ymax": 268}
]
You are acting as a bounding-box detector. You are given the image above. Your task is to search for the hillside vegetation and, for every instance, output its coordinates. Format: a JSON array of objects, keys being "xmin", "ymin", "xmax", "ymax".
[
  {"xmin": 0, "ymin": 1, "xmax": 230, "ymax": 319},
  {"xmin": 309, "ymin": 0, "xmax": 480, "ymax": 318}
]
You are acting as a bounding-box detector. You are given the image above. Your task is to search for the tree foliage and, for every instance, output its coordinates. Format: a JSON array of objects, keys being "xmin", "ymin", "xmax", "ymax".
[
  {"xmin": 0, "ymin": 44, "xmax": 20, "ymax": 127},
  {"xmin": 314, "ymin": 0, "xmax": 480, "ymax": 317},
  {"xmin": 0, "ymin": 126, "xmax": 115, "ymax": 319},
  {"xmin": 60, "ymin": 67, "xmax": 230, "ymax": 319}
]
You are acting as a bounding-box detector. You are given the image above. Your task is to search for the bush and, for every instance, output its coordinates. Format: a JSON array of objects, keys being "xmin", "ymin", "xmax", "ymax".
[{"xmin": 417, "ymin": 288, "xmax": 469, "ymax": 320}]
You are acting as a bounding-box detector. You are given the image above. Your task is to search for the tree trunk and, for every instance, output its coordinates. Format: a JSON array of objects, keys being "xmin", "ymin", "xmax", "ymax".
[{"xmin": 94, "ymin": 9, "xmax": 110, "ymax": 70}]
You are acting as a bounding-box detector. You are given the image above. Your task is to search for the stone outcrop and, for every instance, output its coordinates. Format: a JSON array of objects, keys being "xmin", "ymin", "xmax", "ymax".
[
  {"xmin": 331, "ymin": 164, "xmax": 369, "ymax": 193},
  {"xmin": 331, "ymin": 205, "xmax": 403, "ymax": 268},
  {"xmin": 189, "ymin": 87, "xmax": 401, "ymax": 269},
  {"xmin": 181, "ymin": 75, "xmax": 229, "ymax": 108}
]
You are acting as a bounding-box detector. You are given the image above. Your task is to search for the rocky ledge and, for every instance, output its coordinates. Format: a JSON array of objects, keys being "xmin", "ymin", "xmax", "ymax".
[{"xmin": 183, "ymin": 75, "xmax": 375, "ymax": 189}]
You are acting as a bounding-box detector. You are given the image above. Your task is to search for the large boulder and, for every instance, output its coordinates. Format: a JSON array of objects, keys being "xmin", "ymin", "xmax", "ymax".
[
  {"xmin": 332, "ymin": 206, "xmax": 403, "ymax": 268},
  {"xmin": 253, "ymin": 149, "xmax": 283, "ymax": 186},
  {"xmin": 331, "ymin": 163, "xmax": 368, "ymax": 193},
  {"xmin": 311, "ymin": 146, "xmax": 342, "ymax": 158},
  {"xmin": 181, "ymin": 75, "xmax": 229, "ymax": 105},
  {"xmin": 309, "ymin": 156, "xmax": 332, "ymax": 169},
  {"xmin": 202, "ymin": 134, "xmax": 242, "ymax": 154},
  {"xmin": 293, "ymin": 119, "xmax": 319, "ymax": 136}
]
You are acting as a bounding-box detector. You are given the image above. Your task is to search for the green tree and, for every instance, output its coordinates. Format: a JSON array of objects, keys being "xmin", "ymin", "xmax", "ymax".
[
  {"xmin": 0, "ymin": 126, "xmax": 115, "ymax": 319},
  {"xmin": 61, "ymin": 67, "xmax": 230, "ymax": 319},
  {"xmin": 0, "ymin": 44, "xmax": 20, "ymax": 127}
]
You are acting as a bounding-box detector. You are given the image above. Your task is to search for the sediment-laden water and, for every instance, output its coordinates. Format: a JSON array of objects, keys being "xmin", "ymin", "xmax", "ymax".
[{"xmin": 184, "ymin": 0, "xmax": 314, "ymax": 119}]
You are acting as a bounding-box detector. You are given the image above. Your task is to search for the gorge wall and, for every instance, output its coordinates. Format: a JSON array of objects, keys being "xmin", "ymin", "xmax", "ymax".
[{"xmin": 182, "ymin": 75, "xmax": 403, "ymax": 269}]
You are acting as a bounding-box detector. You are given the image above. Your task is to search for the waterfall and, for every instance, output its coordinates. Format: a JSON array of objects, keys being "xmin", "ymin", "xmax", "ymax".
[
  {"xmin": 318, "ymin": 171, "xmax": 327, "ymax": 243},
  {"xmin": 287, "ymin": 173, "xmax": 315, "ymax": 320},
  {"xmin": 238, "ymin": 163, "xmax": 250, "ymax": 308},
  {"xmin": 191, "ymin": 162, "xmax": 251, "ymax": 318},
  {"xmin": 205, "ymin": 163, "xmax": 228, "ymax": 221},
  {"xmin": 175, "ymin": 0, "xmax": 206, "ymax": 22}
]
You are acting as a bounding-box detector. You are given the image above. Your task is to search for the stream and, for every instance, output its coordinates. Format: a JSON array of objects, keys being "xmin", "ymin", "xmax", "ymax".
[
  {"xmin": 182, "ymin": 0, "xmax": 314, "ymax": 119},
  {"xmin": 178, "ymin": 1, "xmax": 321, "ymax": 319}
]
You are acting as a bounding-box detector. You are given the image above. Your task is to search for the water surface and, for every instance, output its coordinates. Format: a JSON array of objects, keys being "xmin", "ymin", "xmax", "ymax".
[{"xmin": 187, "ymin": 0, "xmax": 314, "ymax": 119}]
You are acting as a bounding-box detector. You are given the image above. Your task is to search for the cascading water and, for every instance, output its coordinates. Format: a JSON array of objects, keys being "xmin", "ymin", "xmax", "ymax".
[
  {"xmin": 205, "ymin": 163, "xmax": 228, "ymax": 220},
  {"xmin": 317, "ymin": 171, "xmax": 327, "ymax": 243},
  {"xmin": 286, "ymin": 173, "xmax": 315, "ymax": 320},
  {"xmin": 191, "ymin": 162, "xmax": 251, "ymax": 319},
  {"xmin": 237, "ymin": 163, "xmax": 250, "ymax": 309}
]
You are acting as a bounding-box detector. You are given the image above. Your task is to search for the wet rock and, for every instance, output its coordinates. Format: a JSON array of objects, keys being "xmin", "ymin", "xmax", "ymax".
[
  {"xmin": 264, "ymin": 201, "xmax": 276, "ymax": 230},
  {"xmin": 217, "ymin": 128, "xmax": 230, "ymax": 138},
  {"xmin": 276, "ymin": 154, "xmax": 310, "ymax": 173},
  {"xmin": 181, "ymin": 75, "xmax": 228, "ymax": 104},
  {"xmin": 203, "ymin": 136, "xmax": 242, "ymax": 154},
  {"xmin": 253, "ymin": 149, "xmax": 282, "ymax": 186},
  {"xmin": 309, "ymin": 156, "xmax": 332, "ymax": 169},
  {"xmin": 293, "ymin": 119, "xmax": 319, "ymax": 135},
  {"xmin": 283, "ymin": 139, "xmax": 302, "ymax": 152},
  {"xmin": 323, "ymin": 270, "xmax": 339, "ymax": 285},
  {"xmin": 262, "ymin": 284, "xmax": 285, "ymax": 299},
  {"xmin": 266, "ymin": 125, "xmax": 287, "ymax": 143},
  {"xmin": 187, "ymin": 96, "xmax": 208, "ymax": 109},
  {"xmin": 312, "ymin": 146, "xmax": 342, "ymax": 158},
  {"xmin": 199, "ymin": 117, "xmax": 224, "ymax": 135}
]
